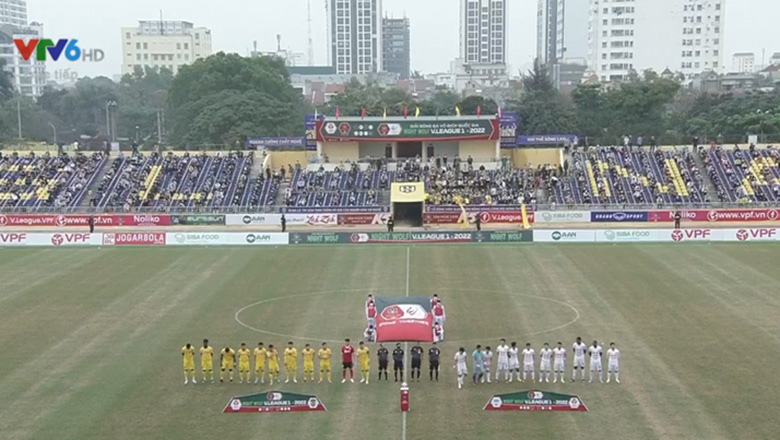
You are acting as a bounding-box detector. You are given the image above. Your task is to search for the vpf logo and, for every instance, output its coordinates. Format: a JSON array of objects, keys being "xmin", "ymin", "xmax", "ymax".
[
  {"xmin": 671, "ymin": 230, "xmax": 684, "ymax": 242},
  {"xmin": 14, "ymin": 39, "xmax": 104, "ymax": 62},
  {"xmin": 266, "ymin": 392, "xmax": 283, "ymax": 401},
  {"xmin": 51, "ymin": 234, "xmax": 64, "ymax": 246},
  {"xmin": 528, "ymin": 391, "xmax": 544, "ymax": 400},
  {"xmin": 736, "ymin": 229, "xmax": 749, "ymax": 241}
]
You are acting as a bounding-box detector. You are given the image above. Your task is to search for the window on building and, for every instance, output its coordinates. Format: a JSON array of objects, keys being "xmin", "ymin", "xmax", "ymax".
[
  {"xmin": 184, "ymin": 43, "xmax": 189, "ymax": 50},
  {"xmin": 126, "ymin": 32, "xmax": 131, "ymax": 39},
  {"xmin": 143, "ymin": 42, "xmax": 148, "ymax": 49},
  {"xmin": 136, "ymin": 42, "xmax": 140, "ymax": 49},
  {"xmin": 176, "ymin": 43, "xmax": 181, "ymax": 50}
]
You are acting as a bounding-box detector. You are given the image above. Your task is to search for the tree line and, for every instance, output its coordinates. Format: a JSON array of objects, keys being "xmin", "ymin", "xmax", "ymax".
[{"xmin": 1, "ymin": 55, "xmax": 778, "ymax": 148}]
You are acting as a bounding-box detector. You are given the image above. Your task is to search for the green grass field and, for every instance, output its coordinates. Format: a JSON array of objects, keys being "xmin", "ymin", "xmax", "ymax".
[{"xmin": 2, "ymin": 244, "xmax": 780, "ymax": 440}]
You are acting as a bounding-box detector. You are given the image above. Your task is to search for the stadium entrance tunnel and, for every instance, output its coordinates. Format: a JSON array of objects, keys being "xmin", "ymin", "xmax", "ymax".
[
  {"xmin": 397, "ymin": 141, "xmax": 422, "ymax": 158},
  {"xmin": 394, "ymin": 202, "xmax": 423, "ymax": 227}
]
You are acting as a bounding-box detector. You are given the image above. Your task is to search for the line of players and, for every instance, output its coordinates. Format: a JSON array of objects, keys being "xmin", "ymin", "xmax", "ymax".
[
  {"xmin": 181, "ymin": 337, "xmax": 621, "ymax": 388},
  {"xmin": 181, "ymin": 338, "xmax": 375, "ymax": 385},
  {"xmin": 452, "ymin": 337, "xmax": 622, "ymax": 390}
]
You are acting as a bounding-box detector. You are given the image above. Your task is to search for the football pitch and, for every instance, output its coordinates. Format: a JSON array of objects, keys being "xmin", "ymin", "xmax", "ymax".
[{"xmin": 2, "ymin": 243, "xmax": 780, "ymax": 440}]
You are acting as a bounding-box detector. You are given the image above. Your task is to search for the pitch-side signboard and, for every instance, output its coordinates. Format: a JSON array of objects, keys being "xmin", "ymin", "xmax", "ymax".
[
  {"xmin": 223, "ymin": 392, "xmax": 326, "ymax": 413},
  {"xmin": 484, "ymin": 391, "xmax": 588, "ymax": 412}
]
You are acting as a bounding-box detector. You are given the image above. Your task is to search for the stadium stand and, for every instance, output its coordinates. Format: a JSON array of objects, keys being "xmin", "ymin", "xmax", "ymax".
[
  {"xmin": 4, "ymin": 146, "xmax": 778, "ymax": 212},
  {"xmin": 0, "ymin": 151, "xmax": 106, "ymax": 208}
]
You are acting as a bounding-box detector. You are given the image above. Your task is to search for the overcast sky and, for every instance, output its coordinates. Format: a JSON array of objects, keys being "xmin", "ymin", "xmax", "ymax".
[{"xmin": 27, "ymin": 0, "xmax": 780, "ymax": 80}]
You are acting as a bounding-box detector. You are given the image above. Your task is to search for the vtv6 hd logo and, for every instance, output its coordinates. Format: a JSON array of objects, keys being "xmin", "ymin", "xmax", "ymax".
[{"xmin": 14, "ymin": 39, "xmax": 104, "ymax": 62}]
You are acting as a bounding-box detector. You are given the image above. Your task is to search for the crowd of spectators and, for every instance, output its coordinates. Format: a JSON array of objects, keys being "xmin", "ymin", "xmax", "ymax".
[{"xmin": 0, "ymin": 151, "xmax": 104, "ymax": 207}]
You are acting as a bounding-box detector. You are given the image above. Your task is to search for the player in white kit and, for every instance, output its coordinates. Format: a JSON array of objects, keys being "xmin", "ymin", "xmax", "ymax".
[
  {"xmin": 521, "ymin": 343, "xmax": 535, "ymax": 382},
  {"xmin": 588, "ymin": 340, "xmax": 603, "ymax": 384},
  {"xmin": 495, "ymin": 339, "xmax": 510, "ymax": 382},
  {"xmin": 552, "ymin": 341, "xmax": 567, "ymax": 383},
  {"xmin": 453, "ymin": 347, "xmax": 468, "ymax": 390},
  {"xmin": 572, "ymin": 337, "xmax": 588, "ymax": 383},
  {"xmin": 539, "ymin": 342, "xmax": 553, "ymax": 383},
  {"xmin": 507, "ymin": 342, "xmax": 520, "ymax": 382},
  {"xmin": 606, "ymin": 342, "xmax": 621, "ymax": 383},
  {"xmin": 482, "ymin": 346, "xmax": 493, "ymax": 383}
]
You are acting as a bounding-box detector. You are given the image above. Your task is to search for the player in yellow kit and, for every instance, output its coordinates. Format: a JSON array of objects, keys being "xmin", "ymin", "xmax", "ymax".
[
  {"xmin": 200, "ymin": 339, "xmax": 214, "ymax": 383},
  {"xmin": 254, "ymin": 342, "xmax": 267, "ymax": 384},
  {"xmin": 284, "ymin": 341, "xmax": 298, "ymax": 384},
  {"xmin": 267, "ymin": 344, "xmax": 280, "ymax": 384},
  {"xmin": 318, "ymin": 342, "xmax": 333, "ymax": 383},
  {"xmin": 220, "ymin": 346, "xmax": 236, "ymax": 383},
  {"xmin": 182, "ymin": 343, "xmax": 196, "ymax": 384},
  {"xmin": 357, "ymin": 341, "xmax": 371, "ymax": 385},
  {"xmin": 302, "ymin": 343, "xmax": 316, "ymax": 383},
  {"xmin": 237, "ymin": 343, "xmax": 251, "ymax": 383}
]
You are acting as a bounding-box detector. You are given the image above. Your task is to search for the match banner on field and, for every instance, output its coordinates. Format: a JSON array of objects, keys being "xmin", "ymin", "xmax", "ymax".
[
  {"xmin": 374, "ymin": 297, "xmax": 434, "ymax": 343},
  {"xmin": 223, "ymin": 392, "xmax": 326, "ymax": 413},
  {"xmin": 484, "ymin": 391, "xmax": 588, "ymax": 412}
]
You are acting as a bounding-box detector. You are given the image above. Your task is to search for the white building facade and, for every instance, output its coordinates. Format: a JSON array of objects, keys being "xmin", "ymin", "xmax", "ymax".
[
  {"xmin": 0, "ymin": 0, "xmax": 26, "ymax": 27},
  {"xmin": 460, "ymin": 0, "xmax": 506, "ymax": 65},
  {"xmin": 0, "ymin": 0, "xmax": 46, "ymax": 97},
  {"xmin": 329, "ymin": 0, "xmax": 383, "ymax": 75},
  {"xmin": 730, "ymin": 52, "xmax": 754, "ymax": 73},
  {"xmin": 120, "ymin": 20, "xmax": 212, "ymax": 75},
  {"xmin": 587, "ymin": 0, "xmax": 725, "ymax": 83}
]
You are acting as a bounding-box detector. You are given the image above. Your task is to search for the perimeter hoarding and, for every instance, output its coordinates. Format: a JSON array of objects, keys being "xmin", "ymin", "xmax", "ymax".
[
  {"xmin": 223, "ymin": 392, "xmax": 326, "ymax": 413},
  {"xmin": 317, "ymin": 118, "xmax": 499, "ymax": 142},
  {"xmin": 374, "ymin": 297, "xmax": 434, "ymax": 343},
  {"xmin": 0, "ymin": 213, "xmax": 170, "ymax": 227},
  {"xmin": 535, "ymin": 211, "xmax": 590, "ymax": 224},
  {"xmin": 171, "ymin": 214, "xmax": 225, "ymax": 226},
  {"xmin": 649, "ymin": 209, "xmax": 780, "ymax": 223},
  {"xmin": 349, "ymin": 232, "xmax": 474, "ymax": 244},
  {"xmin": 484, "ymin": 391, "xmax": 588, "ymax": 412},
  {"xmin": 226, "ymin": 214, "xmax": 337, "ymax": 226}
]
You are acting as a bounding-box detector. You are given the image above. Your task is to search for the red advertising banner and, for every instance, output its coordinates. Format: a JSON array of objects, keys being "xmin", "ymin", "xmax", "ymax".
[
  {"xmin": 424, "ymin": 211, "xmax": 535, "ymax": 225},
  {"xmin": 102, "ymin": 232, "xmax": 166, "ymax": 246},
  {"xmin": 0, "ymin": 214, "xmax": 171, "ymax": 227},
  {"xmin": 338, "ymin": 213, "xmax": 391, "ymax": 225},
  {"xmin": 649, "ymin": 209, "xmax": 780, "ymax": 223}
]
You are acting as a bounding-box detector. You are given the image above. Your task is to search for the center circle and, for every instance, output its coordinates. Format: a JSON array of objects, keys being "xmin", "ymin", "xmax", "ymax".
[{"xmin": 235, "ymin": 288, "xmax": 581, "ymax": 344}]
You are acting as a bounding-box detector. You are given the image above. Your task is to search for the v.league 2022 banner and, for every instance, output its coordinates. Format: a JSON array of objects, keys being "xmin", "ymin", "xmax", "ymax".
[{"xmin": 373, "ymin": 297, "xmax": 434, "ymax": 343}]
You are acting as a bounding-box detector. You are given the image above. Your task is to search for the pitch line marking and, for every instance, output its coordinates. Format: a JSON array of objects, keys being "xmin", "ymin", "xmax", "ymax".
[
  {"xmin": 234, "ymin": 287, "xmax": 581, "ymax": 345},
  {"xmin": 402, "ymin": 246, "xmax": 410, "ymax": 440}
]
